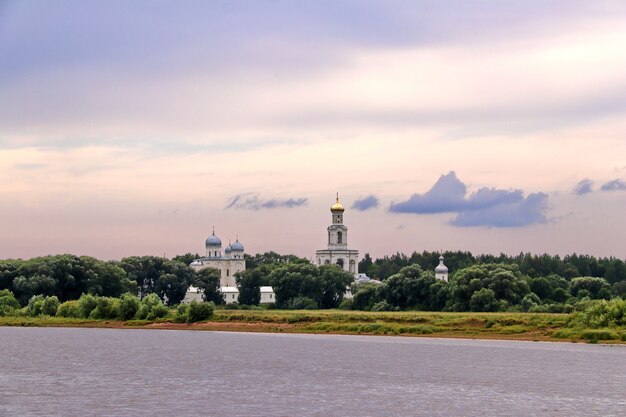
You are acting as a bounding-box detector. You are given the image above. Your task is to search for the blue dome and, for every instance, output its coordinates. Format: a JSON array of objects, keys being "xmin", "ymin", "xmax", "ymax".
[
  {"xmin": 230, "ymin": 240, "xmax": 244, "ymax": 251},
  {"xmin": 224, "ymin": 245, "xmax": 232, "ymax": 253},
  {"xmin": 205, "ymin": 233, "xmax": 222, "ymax": 246}
]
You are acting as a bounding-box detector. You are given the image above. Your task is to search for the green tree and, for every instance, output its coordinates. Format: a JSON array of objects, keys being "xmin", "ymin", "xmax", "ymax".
[
  {"xmin": 172, "ymin": 253, "xmax": 200, "ymax": 266},
  {"xmin": 269, "ymin": 263, "xmax": 320, "ymax": 308},
  {"xmin": 448, "ymin": 264, "xmax": 529, "ymax": 311},
  {"xmin": 351, "ymin": 283, "xmax": 384, "ymax": 311},
  {"xmin": 570, "ymin": 277, "xmax": 611, "ymax": 300},
  {"xmin": 186, "ymin": 300, "xmax": 215, "ymax": 322},
  {"xmin": 235, "ymin": 266, "xmax": 272, "ymax": 305},
  {"xmin": 117, "ymin": 293, "xmax": 140, "ymax": 320},
  {"xmin": 469, "ymin": 288, "xmax": 499, "ymax": 312},
  {"xmin": 195, "ymin": 267, "xmax": 223, "ymax": 304},
  {"xmin": 317, "ymin": 265, "xmax": 354, "ymax": 308},
  {"xmin": 0, "ymin": 289, "xmax": 20, "ymax": 316}
]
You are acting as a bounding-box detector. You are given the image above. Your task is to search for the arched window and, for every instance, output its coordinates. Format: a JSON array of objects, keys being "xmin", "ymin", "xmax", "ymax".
[
  {"xmin": 336, "ymin": 259, "xmax": 344, "ymax": 269},
  {"xmin": 324, "ymin": 260, "xmax": 330, "ymax": 265},
  {"xmin": 337, "ymin": 231, "xmax": 343, "ymax": 244}
]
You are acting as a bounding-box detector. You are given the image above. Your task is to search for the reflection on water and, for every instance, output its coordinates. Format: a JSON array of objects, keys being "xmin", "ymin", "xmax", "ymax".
[{"xmin": 0, "ymin": 327, "xmax": 625, "ymax": 417}]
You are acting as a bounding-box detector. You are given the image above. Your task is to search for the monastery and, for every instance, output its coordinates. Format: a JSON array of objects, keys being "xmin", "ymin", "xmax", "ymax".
[{"xmin": 184, "ymin": 195, "xmax": 448, "ymax": 304}]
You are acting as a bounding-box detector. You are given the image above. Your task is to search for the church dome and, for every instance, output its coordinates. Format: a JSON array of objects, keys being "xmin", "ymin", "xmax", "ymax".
[
  {"xmin": 205, "ymin": 231, "xmax": 222, "ymax": 247},
  {"xmin": 230, "ymin": 240, "xmax": 244, "ymax": 251},
  {"xmin": 435, "ymin": 255, "xmax": 448, "ymax": 273},
  {"xmin": 224, "ymin": 245, "xmax": 232, "ymax": 254},
  {"xmin": 330, "ymin": 194, "xmax": 345, "ymax": 213}
]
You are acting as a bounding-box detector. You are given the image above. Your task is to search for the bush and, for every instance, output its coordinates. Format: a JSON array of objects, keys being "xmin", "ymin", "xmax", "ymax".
[
  {"xmin": 89, "ymin": 297, "xmax": 119, "ymax": 319},
  {"xmin": 41, "ymin": 296, "xmax": 60, "ymax": 316},
  {"xmin": 0, "ymin": 290, "xmax": 20, "ymax": 316},
  {"xmin": 469, "ymin": 288, "xmax": 500, "ymax": 312},
  {"xmin": 27, "ymin": 295, "xmax": 45, "ymax": 316},
  {"xmin": 146, "ymin": 304, "xmax": 169, "ymax": 320},
  {"xmin": 117, "ymin": 293, "xmax": 140, "ymax": 321},
  {"xmin": 186, "ymin": 301, "xmax": 215, "ymax": 323},
  {"xmin": 568, "ymin": 298, "xmax": 626, "ymax": 328},
  {"xmin": 371, "ymin": 301, "xmax": 396, "ymax": 312},
  {"xmin": 78, "ymin": 294, "xmax": 99, "ymax": 318},
  {"xmin": 521, "ymin": 293, "xmax": 540, "ymax": 312},
  {"xmin": 56, "ymin": 300, "xmax": 82, "ymax": 318},
  {"xmin": 174, "ymin": 304, "xmax": 189, "ymax": 323},
  {"xmin": 286, "ymin": 296, "xmax": 318, "ymax": 310},
  {"xmin": 338, "ymin": 299, "xmax": 353, "ymax": 310}
]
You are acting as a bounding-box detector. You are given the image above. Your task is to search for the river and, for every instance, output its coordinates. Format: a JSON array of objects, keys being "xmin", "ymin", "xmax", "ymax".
[{"xmin": 0, "ymin": 327, "xmax": 624, "ymax": 416}]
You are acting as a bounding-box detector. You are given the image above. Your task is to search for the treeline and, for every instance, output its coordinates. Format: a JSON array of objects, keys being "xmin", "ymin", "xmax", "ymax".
[
  {"xmin": 359, "ymin": 251, "xmax": 626, "ymax": 283},
  {"xmin": 346, "ymin": 263, "xmax": 623, "ymax": 313},
  {"xmin": 0, "ymin": 255, "xmax": 215, "ymax": 306}
]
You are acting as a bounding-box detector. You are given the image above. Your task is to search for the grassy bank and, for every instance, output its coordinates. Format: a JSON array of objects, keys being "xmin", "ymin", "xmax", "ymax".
[{"xmin": 2, "ymin": 309, "xmax": 625, "ymax": 343}]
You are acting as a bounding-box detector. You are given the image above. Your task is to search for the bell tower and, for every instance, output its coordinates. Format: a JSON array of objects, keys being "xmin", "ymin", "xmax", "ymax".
[
  {"xmin": 316, "ymin": 193, "xmax": 359, "ymax": 275},
  {"xmin": 328, "ymin": 193, "xmax": 348, "ymax": 249}
]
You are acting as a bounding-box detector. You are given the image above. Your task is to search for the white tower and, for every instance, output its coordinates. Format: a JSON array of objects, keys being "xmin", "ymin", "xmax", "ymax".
[
  {"xmin": 435, "ymin": 254, "xmax": 449, "ymax": 281},
  {"xmin": 316, "ymin": 194, "xmax": 359, "ymax": 274}
]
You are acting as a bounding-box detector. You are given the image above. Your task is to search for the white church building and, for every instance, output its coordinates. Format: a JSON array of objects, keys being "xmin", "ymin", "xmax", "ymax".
[{"xmin": 184, "ymin": 229, "xmax": 276, "ymax": 304}]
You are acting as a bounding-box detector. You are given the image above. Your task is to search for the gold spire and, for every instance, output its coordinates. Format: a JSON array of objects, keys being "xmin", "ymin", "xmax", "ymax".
[{"xmin": 330, "ymin": 192, "xmax": 345, "ymax": 212}]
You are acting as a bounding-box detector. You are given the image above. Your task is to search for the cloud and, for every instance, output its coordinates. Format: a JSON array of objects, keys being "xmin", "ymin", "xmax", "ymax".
[
  {"xmin": 451, "ymin": 193, "xmax": 548, "ymax": 227},
  {"xmin": 389, "ymin": 171, "xmax": 547, "ymax": 227},
  {"xmin": 225, "ymin": 193, "xmax": 307, "ymax": 210},
  {"xmin": 573, "ymin": 179, "xmax": 594, "ymax": 195},
  {"xmin": 600, "ymin": 179, "xmax": 626, "ymax": 192},
  {"xmin": 351, "ymin": 195, "xmax": 380, "ymax": 211},
  {"xmin": 388, "ymin": 172, "xmax": 467, "ymax": 214}
]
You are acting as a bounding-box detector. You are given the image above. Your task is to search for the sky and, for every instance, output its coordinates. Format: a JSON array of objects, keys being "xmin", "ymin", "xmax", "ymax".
[{"xmin": 1, "ymin": 0, "xmax": 626, "ymax": 261}]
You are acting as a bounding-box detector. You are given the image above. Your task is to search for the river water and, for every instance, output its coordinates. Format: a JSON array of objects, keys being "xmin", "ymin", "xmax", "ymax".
[{"xmin": 0, "ymin": 327, "xmax": 624, "ymax": 417}]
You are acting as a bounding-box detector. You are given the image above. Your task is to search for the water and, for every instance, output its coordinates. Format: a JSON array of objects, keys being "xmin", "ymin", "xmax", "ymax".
[{"xmin": 0, "ymin": 327, "xmax": 625, "ymax": 417}]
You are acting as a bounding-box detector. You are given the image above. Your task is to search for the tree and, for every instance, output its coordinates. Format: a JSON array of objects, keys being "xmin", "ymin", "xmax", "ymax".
[
  {"xmin": 244, "ymin": 252, "xmax": 310, "ymax": 270},
  {"xmin": 317, "ymin": 265, "xmax": 354, "ymax": 308},
  {"xmin": 448, "ymin": 263, "xmax": 529, "ymax": 311},
  {"xmin": 172, "ymin": 253, "xmax": 200, "ymax": 266},
  {"xmin": 0, "ymin": 289, "xmax": 20, "ymax": 316},
  {"xmin": 469, "ymin": 288, "xmax": 499, "ymax": 312},
  {"xmin": 351, "ymin": 283, "xmax": 384, "ymax": 311},
  {"xmin": 119, "ymin": 256, "xmax": 194, "ymax": 304},
  {"xmin": 195, "ymin": 267, "xmax": 223, "ymax": 304},
  {"xmin": 269, "ymin": 263, "xmax": 320, "ymax": 308},
  {"xmin": 527, "ymin": 274, "xmax": 570, "ymax": 303},
  {"xmin": 570, "ymin": 277, "xmax": 611, "ymax": 300},
  {"xmin": 118, "ymin": 293, "xmax": 140, "ymax": 320},
  {"xmin": 236, "ymin": 265, "xmax": 272, "ymax": 305}
]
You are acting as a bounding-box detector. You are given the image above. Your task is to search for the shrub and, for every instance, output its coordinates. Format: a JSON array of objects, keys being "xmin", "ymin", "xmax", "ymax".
[
  {"xmin": 521, "ymin": 293, "xmax": 540, "ymax": 312},
  {"xmin": 186, "ymin": 301, "xmax": 215, "ymax": 323},
  {"xmin": 286, "ymin": 296, "xmax": 318, "ymax": 310},
  {"xmin": 117, "ymin": 293, "xmax": 140, "ymax": 321},
  {"xmin": 146, "ymin": 304, "xmax": 169, "ymax": 320},
  {"xmin": 41, "ymin": 296, "xmax": 59, "ymax": 316},
  {"xmin": 56, "ymin": 300, "xmax": 82, "ymax": 318},
  {"xmin": 78, "ymin": 294, "xmax": 98, "ymax": 318},
  {"xmin": 27, "ymin": 295, "xmax": 46, "ymax": 316},
  {"xmin": 338, "ymin": 299, "xmax": 353, "ymax": 310},
  {"xmin": 89, "ymin": 297, "xmax": 119, "ymax": 319},
  {"xmin": 0, "ymin": 290, "xmax": 20, "ymax": 316},
  {"xmin": 568, "ymin": 298, "xmax": 626, "ymax": 328},
  {"xmin": 371, "ymin": 301, "xmax": 396, "ymax": 312},
  {"xmin": 174, "ymin": 303, "xmax": 190, "ymax": 323}
]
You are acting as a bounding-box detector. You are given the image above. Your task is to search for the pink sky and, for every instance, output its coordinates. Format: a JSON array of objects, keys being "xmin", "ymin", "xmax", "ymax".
[{"xmin": 1, "ymin": 1, "xmax": 626, "ymax": 260}]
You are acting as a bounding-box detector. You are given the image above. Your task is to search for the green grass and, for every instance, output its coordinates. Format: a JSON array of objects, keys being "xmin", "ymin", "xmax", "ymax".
[{"xmin": 2, "ymin": 309, "xmax": 624, "ymax": 343}]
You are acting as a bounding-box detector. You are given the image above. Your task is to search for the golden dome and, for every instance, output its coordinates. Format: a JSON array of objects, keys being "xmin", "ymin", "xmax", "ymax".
[{"xmin": 330, "ymin": 194, "xmax": 345, "ymax": 212}]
